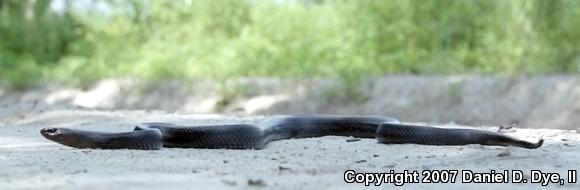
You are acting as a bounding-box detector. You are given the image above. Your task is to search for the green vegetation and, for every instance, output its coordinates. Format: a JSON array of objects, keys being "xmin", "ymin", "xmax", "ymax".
[{"xmin": 1, "ymin": 0, "xmax": 580, "ymax": 89}]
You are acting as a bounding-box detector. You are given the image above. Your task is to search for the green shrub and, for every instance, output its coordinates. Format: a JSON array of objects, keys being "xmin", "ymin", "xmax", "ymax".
[{"xmin": 2, "ymin": 0, "xmax": 580, "ymax": 89}]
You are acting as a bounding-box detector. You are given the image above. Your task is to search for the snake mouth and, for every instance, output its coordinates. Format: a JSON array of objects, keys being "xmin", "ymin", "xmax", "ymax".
[{"xmin": 41, "ymin": 128, "xmax": 60, "ymax": 136}]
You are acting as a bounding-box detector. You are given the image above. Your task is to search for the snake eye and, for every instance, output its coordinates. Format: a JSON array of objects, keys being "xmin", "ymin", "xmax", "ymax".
[{"xmin": 41, "ymin": 128, "xmax": 60, "ymax": 136}]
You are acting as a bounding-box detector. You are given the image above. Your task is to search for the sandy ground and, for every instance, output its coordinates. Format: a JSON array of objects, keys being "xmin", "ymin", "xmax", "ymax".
[
  {"xmin": 1, "ymin": 108, "xmax": 579, "ymax": 190},
  {"xmin": 4, "ymin": 75, "xmax": 580, "ymax": 129}
]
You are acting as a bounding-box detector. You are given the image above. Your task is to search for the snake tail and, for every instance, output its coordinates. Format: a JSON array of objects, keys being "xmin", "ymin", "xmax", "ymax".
[{"xmin": 376, "ymin": 123, "xmax": 544, "ymax": 149}]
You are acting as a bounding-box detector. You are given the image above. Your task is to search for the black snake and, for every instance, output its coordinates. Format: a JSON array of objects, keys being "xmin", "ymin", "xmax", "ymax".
[{"xmin": 40, "ymin": 115, "xmax": 543, "ymax": 150}]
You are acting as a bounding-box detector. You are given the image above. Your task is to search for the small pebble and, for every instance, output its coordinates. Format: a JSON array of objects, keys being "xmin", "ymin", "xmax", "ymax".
[
  {"xmin": 497, "ymin": 125, "xmax": 514, "ymax": 132},
  {"xmin": 278, "ymin": 166, "xmax": 291, "ymax": 171},
  {"xmin": 497, "ymin": 149, "xmax": 511, "ymax": 157},
  {"xmin": 384, "ymin": 163, "xmax": 397, "ymax": 168},
  {"xmin": 355, "ymin": 160, "xmax": 367, "ymax": 163},
  {"xmin": 71, "ymin": 169, "xmax": 88, "ymax": 174},
  {"xmin": 222, "ymin": 179, "xmax": 237, "ymax": 186},
  {"xmin": 248, "ymin": 179, "xmax": 267, "ymax": 187}
]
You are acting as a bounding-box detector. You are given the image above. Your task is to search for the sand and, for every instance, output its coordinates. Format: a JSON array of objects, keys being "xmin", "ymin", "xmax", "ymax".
[
  {"xmin": 1, "ymin": 108, "xmax": 579, "ymax": 190},
  {"xmin": 5, "ymin": 75, "xmax": 580, "ymax": 129}
]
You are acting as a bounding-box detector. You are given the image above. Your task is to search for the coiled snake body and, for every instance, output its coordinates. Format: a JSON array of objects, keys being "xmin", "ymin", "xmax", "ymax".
[{"xmin": 40, "ymin": 115, "xmax": 543, "ymax": 150}]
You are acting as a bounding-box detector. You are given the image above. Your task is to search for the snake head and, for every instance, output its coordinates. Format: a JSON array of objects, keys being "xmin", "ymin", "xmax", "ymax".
[
  {"xmin": 41, "ymin": 128, "xmax": 64, "ymax": 140},
  {"xmin": 40, "ymin": 127, "xmax": 81, "ymax": 147}
]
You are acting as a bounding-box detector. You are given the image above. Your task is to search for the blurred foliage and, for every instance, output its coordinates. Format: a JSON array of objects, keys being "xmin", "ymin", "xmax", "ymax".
[{"xmin": 1, "ymin": 0, "xmax": 580, "ymax": 89}]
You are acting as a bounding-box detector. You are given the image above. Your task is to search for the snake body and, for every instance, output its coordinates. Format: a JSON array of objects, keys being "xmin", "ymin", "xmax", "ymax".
[{"xmin": 40, "ymin": 115, "xmax": 543, "ymax": 150}]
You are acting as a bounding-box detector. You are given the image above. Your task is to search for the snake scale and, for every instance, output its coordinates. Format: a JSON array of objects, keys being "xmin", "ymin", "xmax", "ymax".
[{"xmin": 40, "ymin": 115, "xmax": 544, "ymax": 150}]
